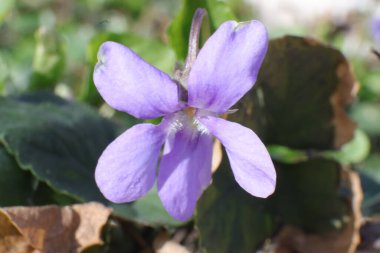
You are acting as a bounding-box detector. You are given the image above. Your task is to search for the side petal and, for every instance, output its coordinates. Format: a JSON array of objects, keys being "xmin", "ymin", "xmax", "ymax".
[
  {"xmin": 188, "ymin": 20, "xmax": 268, "ymax": 113},
  {"xmin": 158, "ymin": 130, "xmax": 213, "ymax": 221},
  {"xmin": 94, "ymin": 41, "xmax": 183, "ymax": 119},
  {"xmin": 199, "ymin": 116, "xmax": 276, "ymax": 198},
  {"xmin": 95, "ymin": 123, "xmax": 166, "ymax": 203}
]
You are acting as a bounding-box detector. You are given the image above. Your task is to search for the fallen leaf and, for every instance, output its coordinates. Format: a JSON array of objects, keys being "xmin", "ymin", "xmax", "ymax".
[
  {"xmin": 0, "ymin": 209, "xmax": 35, "ymax": 253},
  {"xmin": 71, "ymin": 203, "xmax": 112, "ymax": 251},
  {"xmin": 1, "ymin": 202, "xmax": 111, "ymax": 253},
  {"xmin": 153, "ymin": 232, "xmax": 191, "ymax": 253}
]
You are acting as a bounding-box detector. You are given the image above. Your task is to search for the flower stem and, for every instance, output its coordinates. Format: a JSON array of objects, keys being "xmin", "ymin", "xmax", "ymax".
[
  {"xmin": 175, "ymin": 8, "xmax": 206, "ymax": 101},
  {"xmin": 184, "ymin": 8, "xmax": 206, "ymax": 71}
]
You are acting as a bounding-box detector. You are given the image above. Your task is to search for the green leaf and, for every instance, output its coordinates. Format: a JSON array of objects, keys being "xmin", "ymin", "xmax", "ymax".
[
  {"xmin": 31, "ymin": 181, "xmax": 79, "ymax": 206},
  {"xmin": 0, "ymin": 145, "xmax": 78, "ymax": 206},
  {"xmin": 230, "ymin": 36, "xmax": 356, "ymax": 150},
  {"xmin": 168, "ymin": 0, "xmax": 236, "ymax": 61},
  {"xmin": 351, "ymin": 102, "xmax": 380, "ymax": 135},
  {"xmin": 269, "ymin": 159, "xmax": 349, "ymax": 233},
  {"xmin": 206, "ymin": 0, "xmax": 236, "ymax": 28},
  {"xmin": 322, "ymin": 129, "xmax": 370, "ymax": 164},
  {"xmin": 0, "ymin": 146, "xmax": 34, "ymax": 206},
  {"xmin": 267, "ymin": 145, "xmax": 308, "ymax": 163},
  {"xmin": 82, "ymin": 32, "xmax": 176, "ymax": 105},
  {"xmin": 29, "ymin": 27, "xmax": 66, "ymax": 90},
  {"xmin": 197, "ymin": 157, "xmax": 351, "ymax": 253},
  {"xmin": 0, "ymin": 92, "xmax": 116, "ymax": 202},
  {"xmin": 196, "ymin": 155, "xmax": 275, "ymax": 253},
  {"xmin": 267, "ymin": 129, "xmax": 370, "ymax": 164},
  {"xmin": 112, "ymin": 186, "xmax": 184, "ymax": 227}
]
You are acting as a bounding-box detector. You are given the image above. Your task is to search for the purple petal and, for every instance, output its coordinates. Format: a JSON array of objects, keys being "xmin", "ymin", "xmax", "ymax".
[
  {"xmin": 157, "ymin": 130, "xmax": 213, "ymax": 221},
  {"xmin": 95, "ymin": 123, "xmax": 166, "ymax": 203},
  {"xmin": 199, "ymin": 116, "xmax": 276, "ymax": 198},
  {"xmin": 188, "ymin": 20, "xmax": 268, "ymax": 113},
  {"xmin": 372, "ymin": 15, "xmax": 380, "ymax": 43},
  {"xmin": 94, "ymin": 41, "xmax": 183, "ymax": 119}
]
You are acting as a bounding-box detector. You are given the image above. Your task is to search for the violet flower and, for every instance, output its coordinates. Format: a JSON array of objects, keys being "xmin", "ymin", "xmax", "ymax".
[
  {"xmin": 372, "ymin": 14, "xmax": 380, "ymax": 44},
  {"xmin": 94, "ymin": 9, "xmax": 276, "ymax": 221}
]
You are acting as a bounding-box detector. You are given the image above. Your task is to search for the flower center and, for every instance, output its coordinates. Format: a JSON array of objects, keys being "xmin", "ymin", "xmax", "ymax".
[
  {"xmin": 167, "ymin": 107, "xmax": 210, "ymax": 137},
  {"xmin": 184, "ymin": 107, "xmax": 196, "ymax": 117}
]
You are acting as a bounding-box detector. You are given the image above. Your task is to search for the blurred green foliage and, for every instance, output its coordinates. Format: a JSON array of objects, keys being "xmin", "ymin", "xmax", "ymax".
[
  {"xmin": 168, "ymin": 0, "xmax": 235, "ymax": 60},
  {"xmin": 29, "ymin": 27, "xmax": 65, "ymax": 90}
]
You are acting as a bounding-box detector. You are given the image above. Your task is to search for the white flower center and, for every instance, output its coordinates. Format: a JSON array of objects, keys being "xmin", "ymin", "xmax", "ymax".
[{"xmin": 168, "ymin": 108, "xmax": 210, "ymax": 137}]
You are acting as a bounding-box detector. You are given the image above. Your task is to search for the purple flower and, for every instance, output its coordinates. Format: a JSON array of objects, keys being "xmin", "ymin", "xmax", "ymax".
[
  {"xmin": 94, "ymin": 9, "xmax": 276, "ymax": 221},
  {"xmin": 372, "ymin": 14, "xmax": 380, "ymax": 44}
]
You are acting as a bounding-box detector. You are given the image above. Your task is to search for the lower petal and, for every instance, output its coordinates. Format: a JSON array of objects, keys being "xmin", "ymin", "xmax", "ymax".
[
  {"xmin": 95, "ymin": 123, "xmax": 166, "ymax": 203},
  {"xmin": 157, "ymin": 130, "xmax": 213, "ymax": 221},
  {"xmin": 199, "ymin": 116, "xmax": 276, "ymax": 198}
]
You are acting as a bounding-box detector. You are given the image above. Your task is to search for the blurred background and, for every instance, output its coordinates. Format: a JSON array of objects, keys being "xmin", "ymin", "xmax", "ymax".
[{"xmin": 1, "ymin": 0, "xmax": 380, "ymax": 92}]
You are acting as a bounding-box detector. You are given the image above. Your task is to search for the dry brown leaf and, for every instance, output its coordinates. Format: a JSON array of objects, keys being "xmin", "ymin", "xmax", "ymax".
[
  {"xmin": 273, "ymin": 169, "xmax": 362, "ymax": 253},
  {"xmin": 0, "ymin": 202, "xmax": 111, "ymax": 253},
  {"xmin": 0, "ymin": 209, "xmax": 35, "ymax": 253},
  {"xmin": 71, "ymin": 203, "xmax": 112, "ymax": 251},
  {"xmin": 330, "ymin": 62, "xmax": 358, "ymax": 148},
  {"xmin": 153, "ymin": 232, "xmax": 190, "ymax": 253}
]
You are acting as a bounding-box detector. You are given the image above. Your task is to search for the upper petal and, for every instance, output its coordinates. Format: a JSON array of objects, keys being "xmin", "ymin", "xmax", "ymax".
[
  {"xmin": 94, "ymin": 41, "xmax": 183, "ymax": 119},
  {"xmin": 157, "ymin": 130, "xmax": 213, "ymax": 221},
  {"xmin": 199, "ymin": 116, "xmax": 276, "ymax": 198},
  {"xmin": 95, "ymin": 123, "xmax": 166, "ymax": 203},
  {"xmin": 188, "ymin": 20, "xmax": 268, "ymax": 113}
]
